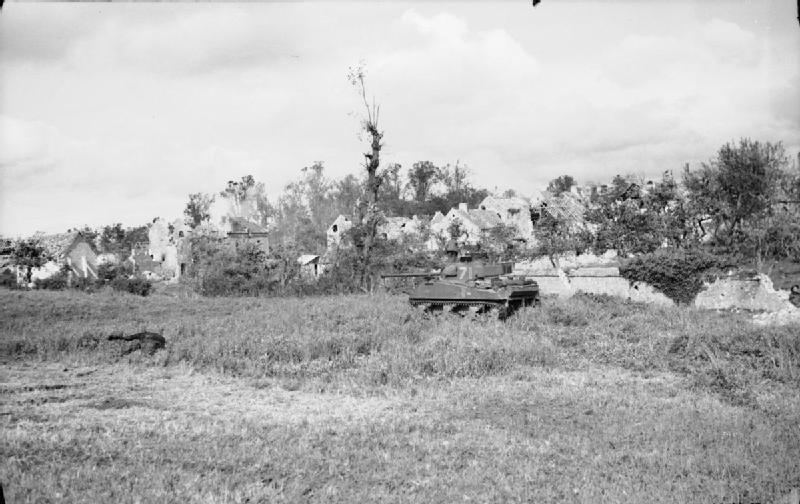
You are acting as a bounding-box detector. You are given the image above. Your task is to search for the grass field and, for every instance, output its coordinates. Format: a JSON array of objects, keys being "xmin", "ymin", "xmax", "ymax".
[{"xmin": 1, "ymin": 288, "xmax": 799, "ymax": 503}]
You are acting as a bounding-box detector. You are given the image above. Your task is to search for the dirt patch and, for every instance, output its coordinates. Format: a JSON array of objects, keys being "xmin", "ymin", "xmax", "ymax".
[{"xmin": 1, "ymin": 363, "xmax": 399, "ymax": 427}]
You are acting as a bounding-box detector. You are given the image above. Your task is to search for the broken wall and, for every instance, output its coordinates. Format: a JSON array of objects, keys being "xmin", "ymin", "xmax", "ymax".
[{"xmin": 694, "ymin": 273, "xmax": 795, "ymax": 312}]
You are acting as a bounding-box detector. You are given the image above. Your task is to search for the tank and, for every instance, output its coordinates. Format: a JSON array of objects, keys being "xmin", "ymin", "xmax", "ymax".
[{"xmin": 382, "ymin": 253, "xmax": 540, "ymax": 320}]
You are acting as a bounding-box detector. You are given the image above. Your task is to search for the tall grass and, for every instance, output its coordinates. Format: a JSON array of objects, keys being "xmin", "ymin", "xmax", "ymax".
[
  {"xmin": 3, "ymin": 288, "xmax": 800, "ymax": 503},
  {"xmin": 2, "ymin": 288, "xmax": 798, "ymax": 403}
]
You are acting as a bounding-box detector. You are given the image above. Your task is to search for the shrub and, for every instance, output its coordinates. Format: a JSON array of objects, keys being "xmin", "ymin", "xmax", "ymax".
[
  {"xmin": 97, "ymin": 261, "xmax": 133, "ymax": 281},
  {"xmin": 0, "ymin": 269, "xmax": 20, "ymax": 289},
  {"xmin": 34, "ymin": 270, "xmax": 70, "ymax": 290},
  {"xmin": 620, "ymin": 248, "xmax": 733, "ymax": 304},
  {"xmin": 110, "ymin": 277, "xmax": 152, "ymax": 296}
]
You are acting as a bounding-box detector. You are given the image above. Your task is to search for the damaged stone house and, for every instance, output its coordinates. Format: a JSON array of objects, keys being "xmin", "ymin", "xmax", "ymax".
[
  {"xmin": 325, "ymin": 214, "xmax": 428, "ymax": 257},
  {"xmin": 139, "ymin": 215, "xmax": 270, "ymax": 282},
  {"xmin": 430, "ymin": 203, "xmax": 505, "ymax": 247},
  {"xmin": 23, "ymin": 231, "xmax": 99, "ymax": 283},
  {"xmin": 225, "ymin": 217, "xmax": 270, "ymax": 255},
  {"xmin": 297, "ymin": 254, "xmax": 322, "ymax": 279}
]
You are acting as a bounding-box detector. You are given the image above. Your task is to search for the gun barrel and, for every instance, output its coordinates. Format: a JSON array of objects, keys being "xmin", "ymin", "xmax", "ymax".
[{"xmin": 380, "ymin": 272, "xmax": 438, "ymax": 278}]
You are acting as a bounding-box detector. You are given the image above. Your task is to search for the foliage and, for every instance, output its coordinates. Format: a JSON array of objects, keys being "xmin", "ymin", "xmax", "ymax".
[
  {"xmin": 33, "ymin": 267, "xmax": 70, "ymax": 290},
  {"xmin": 347, "ymin": 62, "xmax": 385, "ymax": 288},
  {"xmin": 0, "ymin": 268, "xmax": 19, "ymax": 289},
  {"xmin": 183, "ymin": 193, "xmax": 215, "ymax": 228},
  {"xmin": 682, "ymin": 139, "xmax": 795, "ymax": 263},
  {"xmin": 97, "ymin": 261, "xmax": 134, "ymax": 282},
  {"xmin": 184, "ymin": 238, "xmax": 276, "ymax": 297},
  {"xmin": 532, "ymin": 211, "xmax": 593, "ymax": 262},
  {"xmin": 619, "ymin": 247, "xmax": 733, "ymax": 304},
  {"xmin": 109, "ymin": 277, "xmax": 153, "ymax": 297},
  {"xmin": 583, "ymin": 172, "xmax": 697, "ymax": 256},
  {"xmin": 547, "ymin": 174, "xmax": 576, "ymax": 196},
  {"xmin": 11, "ymin": 238, "xmax": 51, "ymax": 284},
  {"xmin": 407, "ymin": 161, "xmax": 439, "ymax": 203},
  {"xmin": 100, "ymin": 224, "xmax": 148, "ymax": 256},
  {"xmin": 219, "ymin": 175, "xmax": 274, "ymax": 229}
]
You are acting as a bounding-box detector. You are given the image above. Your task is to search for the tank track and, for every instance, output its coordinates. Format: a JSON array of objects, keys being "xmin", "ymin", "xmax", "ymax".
[{"xmin": 409, "ymin": 299, "xmax": 506, "ymax": 307}]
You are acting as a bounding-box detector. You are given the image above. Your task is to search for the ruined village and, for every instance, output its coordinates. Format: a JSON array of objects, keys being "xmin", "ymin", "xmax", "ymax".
[
  {"xmin": 4, "ymin": 159, "xmax": 800, "ymax": 323},
  {"xmin": 3, "ymin": 2, "xmax": 800, "ymax": 503}
]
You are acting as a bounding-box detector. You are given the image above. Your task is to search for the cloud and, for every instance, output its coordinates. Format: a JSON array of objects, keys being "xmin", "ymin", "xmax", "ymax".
[
  {"xmin": 0, "ymin": 5, "xmax": 90, "ymax": 63},
  {"xmin": 1, "ymin": 4, "xmax": 797, "ymax": 236}
]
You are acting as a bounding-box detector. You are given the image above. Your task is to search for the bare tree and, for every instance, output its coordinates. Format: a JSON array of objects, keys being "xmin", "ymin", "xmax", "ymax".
[{"xmin": 347, "ymin": 63, "xmax": 385, "ymax": 289}]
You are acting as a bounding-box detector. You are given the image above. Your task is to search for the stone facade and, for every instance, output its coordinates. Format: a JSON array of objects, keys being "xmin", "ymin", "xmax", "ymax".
[
  {"xmin": 694, "ymin": 273, "xmax": 796, "ymax": 312},
  {"xmin": 430, "ymin": 203, "xmax": 504, "ymax": 246},
  {"xmin": 327, "ymin": 215, "xmax": 353, "ymax": 250},
  {"xmin": 478, "ymin": 196, "xmax": 535, "ymax": 241},
  {"xmin": 29, "ymin": 231, "xmax": 99, "ymax": 282},
  {"xmin": 147, "ymin": 218, "xmax": 192, "ymax": 281}
]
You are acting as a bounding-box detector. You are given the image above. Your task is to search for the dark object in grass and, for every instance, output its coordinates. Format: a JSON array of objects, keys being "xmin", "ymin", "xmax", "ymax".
[
  {"xmin": 108, "ymin": 331, "xmax": 166, "ymax": 356},
  {"xmin": 789, "ymin": 285, "xmax": 800, "ymax": 308}
]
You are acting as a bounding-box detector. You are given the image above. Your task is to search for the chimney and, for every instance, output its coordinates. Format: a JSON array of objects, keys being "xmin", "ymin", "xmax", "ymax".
[{"xmin": 458, "ymin": 203, "xmax": 468, "ymax": 212}]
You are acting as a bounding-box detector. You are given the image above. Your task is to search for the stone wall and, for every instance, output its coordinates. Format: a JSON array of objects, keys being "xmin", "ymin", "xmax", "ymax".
[
  {"xmin": 515, "ymin": 253, "xmax": 797, "ymax": 311},
  {"xmin": 694, "ymin": 273, "xmax": 795, "ymax": 312},
  {"xmin": 515, "ymin": 270, "xmax": 674, "ymax": 306}
]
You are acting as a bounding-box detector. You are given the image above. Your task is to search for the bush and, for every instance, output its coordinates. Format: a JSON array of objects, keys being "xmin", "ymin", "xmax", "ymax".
[
  {"xmin": 34, "ymin": 270, "xmax": 70, "ymax": 290},
  {"xmin": 97, "ymin": 261, "xmax": 133, "ymax": 281},
  {"xmin": 110, "ymin": 277, "xmax": 152, "ymax": 296},
  {"xmin": 0, "ymin": 269, "xmax": 19, "ymax": 289},
  {"xmin": 619, "ymin": 248, "xmax": 732, "ymax": 304}
]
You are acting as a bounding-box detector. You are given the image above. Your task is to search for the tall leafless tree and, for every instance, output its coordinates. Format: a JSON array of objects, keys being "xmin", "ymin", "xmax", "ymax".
[{"xmin": 348, "ymin": 63, "xmax": 385, "ymax": 289}]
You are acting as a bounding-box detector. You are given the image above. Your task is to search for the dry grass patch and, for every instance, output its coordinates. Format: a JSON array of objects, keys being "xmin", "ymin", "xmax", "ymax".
[
  {"xmin": 1, "ymin": 288, "xmax": 799, "ymax": 502},
  {"xmin": 2, "ymin": 362, "xmax": 799, "ymax": 503}
]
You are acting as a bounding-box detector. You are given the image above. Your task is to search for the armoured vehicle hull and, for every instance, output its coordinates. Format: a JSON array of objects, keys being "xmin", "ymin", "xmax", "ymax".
[{"xmin": 400, "ymin": 261, "xmax": 540, "ymax": 319}]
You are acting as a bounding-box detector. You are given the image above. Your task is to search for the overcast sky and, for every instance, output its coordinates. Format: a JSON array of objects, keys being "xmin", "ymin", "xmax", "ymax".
[{"xmin": 1, "ymin": 1, "xmax": 798, "ymax": 237}]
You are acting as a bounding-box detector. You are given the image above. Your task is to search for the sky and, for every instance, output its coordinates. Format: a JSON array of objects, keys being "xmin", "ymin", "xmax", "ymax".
[{"xmin": 1, "ymin": 1, "xmax": 798, "ymax": 237}]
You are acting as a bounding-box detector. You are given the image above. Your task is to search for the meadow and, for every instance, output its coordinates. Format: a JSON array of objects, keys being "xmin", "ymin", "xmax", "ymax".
[{"xmin": 1, "ymin": 288, "xmax": 799, "ymax": 503}]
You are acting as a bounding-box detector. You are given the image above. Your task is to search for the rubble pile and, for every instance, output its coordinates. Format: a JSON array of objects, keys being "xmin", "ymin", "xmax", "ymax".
[{"xmin": 752, "ymin": 306, "xmax": 800, "ymax": 327}]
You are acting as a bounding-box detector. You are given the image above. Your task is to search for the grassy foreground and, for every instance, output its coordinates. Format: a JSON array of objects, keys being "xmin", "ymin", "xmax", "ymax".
[{"xmin": 1, "ymin": 288, "xmax": 799, "ymax": 503}]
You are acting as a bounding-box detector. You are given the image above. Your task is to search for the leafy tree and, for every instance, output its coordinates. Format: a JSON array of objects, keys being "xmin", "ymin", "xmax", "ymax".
[
  {"xmin": 100, "ymin": 223, "xmax": 126, "ymax": 253},
  {"xmin": 407, "ymin": 161, "xmax": 439, "ymax": 203},
  {"xmin": 12, "ymin": 238, "xmax": 51, "ymax": 284},
  {"xmin": 532, "ymin": 211, "xmax": 591, "ymax": 264},
  {"xmin": 335, "ymin": 173, "xmax": 365, "ymax": 217},
  {"xmin": 547, "ymin": 175, "xmax": 576, "ymax": 196},
  {"xmin": 100, "ymin": 224, "xmax": 147, "ymax": 256},
  {"xmin": 377, "ymin": 163, "xmax": 405, "ymax": 215},
  {"xmin": 184, "ymin": 193, "xmax": 215, "ymax": 228},
  {"xmin": 584, "ymin": 172, "xmax": 687, "ymax": 256},
  {"xmin": 218, "ymin": 175, "xmax": 274, "ymax": 228},
  {"xmin": 75, "ymin": 226, "xmax": 100, "ymax": 248},
  {"xmin": 447, "ymin": 217, "xmax": 464, "ymax": 241},
  {"xmin": 683, "ymin": 139, "xmax": 792, "ymax": 262},
  {"xmin": 221, "ymin": 175, "xmax": 256, "ymax": 201},
  {"xmin": 435, "ymin": 161, "xmax": 489, "ymax": 213}
]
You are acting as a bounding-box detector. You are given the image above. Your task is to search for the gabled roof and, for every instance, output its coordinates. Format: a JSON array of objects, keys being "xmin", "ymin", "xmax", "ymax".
[
  {"xmin": 34, "ymin": 231, "xmax": 94, "ymax": 259},
  {"xmin": 479, "ymin": 195, "xmax": 532, "ymax": 214},
  {"xmin": 448, "ymin": 208, "xmax": 504, "ymax": 231},
  {"xmin": 297, "ymin": 254, "xmax": 320, "ymax": 265},
  {"xmin": 430, "ymin": 211, "xmax": 445, "ymax": 227},
  {"xmin": 329, "ymin": 214, "xmax": 353, "ymax": 231},
  {"xmin": 228, "ymin": 217, "xmax": 268, "ymax": 234},
  {"xmin": 539, "ymin": 192, "xmax": 587, "ymax": 226}
]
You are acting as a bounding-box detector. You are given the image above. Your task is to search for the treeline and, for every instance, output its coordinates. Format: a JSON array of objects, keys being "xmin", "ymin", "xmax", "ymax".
[
  {"xmin": 181, "ymin": 160, "xmax": 490, "ymax": 256},
  {"xmin": 5, "ymin": 138, "xmax": 799, "ymax": 300}
]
